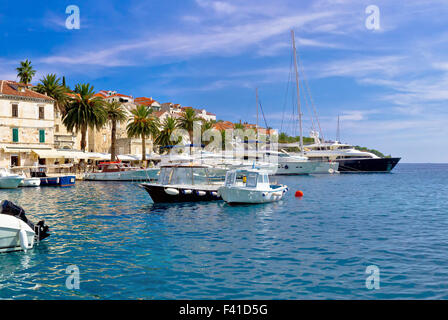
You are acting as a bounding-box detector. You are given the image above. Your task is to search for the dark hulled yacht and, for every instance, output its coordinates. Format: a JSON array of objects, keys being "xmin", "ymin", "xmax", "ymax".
[{"xmin": 301, "ymin": 132, "xmax": 400, "ymax": 172}]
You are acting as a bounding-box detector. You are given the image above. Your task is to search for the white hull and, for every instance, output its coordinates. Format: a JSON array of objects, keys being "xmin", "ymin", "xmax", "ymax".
[
  {"xmin": 84, "ymin": 168, "xmax": 159, "ymax": 181},
  {"xmin": 219, "ymin": 185, "xmax": 288, "ymax": 204},
  {"xmin": 19, "ymin": 178, "xmax": 41, "ymax": 187},
  {"xmin": 311, "ymin": 161, "xmax": 339, "ymax": 174},
  {"xmin": 0, "ymin": 214, "xmax": 35, "ymax": 253},
  {"xmin": 0, "ymin": 177, "xmax": 23, "ymax": 189},
  {"xmin": 276, "ymin": 160, "xmax": 321, "ymax": 175}
]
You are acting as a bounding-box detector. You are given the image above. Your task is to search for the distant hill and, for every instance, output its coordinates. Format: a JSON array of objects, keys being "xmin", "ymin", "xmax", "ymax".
[{"xmin": 353, "ymin": 146, "xmax": 390, "ymax": 158}]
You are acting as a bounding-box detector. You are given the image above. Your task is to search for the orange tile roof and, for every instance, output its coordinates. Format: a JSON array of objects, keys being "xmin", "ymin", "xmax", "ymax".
[
  {"xmin": 0, "ymin": 80, "xmax": 54, "ymax": 102},
  {"xmin": 135, "ymin": 97, "xmax": 156, "ymax": 106},
  {"xmin": 96, "ymin": 90, "xmax": 133, "ymax": 99},
  {"xmin": 213, "ymin": 121, "xmax": 234, "ymax": 131}
]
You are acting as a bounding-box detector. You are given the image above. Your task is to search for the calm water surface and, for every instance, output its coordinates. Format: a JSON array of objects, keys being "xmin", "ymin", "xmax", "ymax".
[{"xmin": 1, "ymin": 163, "xmax": 448, "ymax": 299}]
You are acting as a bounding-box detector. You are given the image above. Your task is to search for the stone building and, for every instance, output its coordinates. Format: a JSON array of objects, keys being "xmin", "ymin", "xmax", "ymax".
[{"xmin": 0, "ymin": 80, "xmax": 56, "ymax": 167}]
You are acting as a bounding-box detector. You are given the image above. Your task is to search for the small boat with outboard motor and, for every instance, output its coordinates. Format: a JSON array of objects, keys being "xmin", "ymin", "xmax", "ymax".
[
  {"xmin": 139, "ymin": 164, "xmax": 224, "ymax": 203},
  {"xmin": 18, "ymin": 171, "xmax": 41, "ymax": 187},
  {"xmin": 30, "ymin": 166, "xmax": 75, "ymax": 187},
  {"xmin": 0, "ymin": 200, "xmax": 50, "ymax": 253},
  {"xmin": 218, "ymin": 168, "xmax": 288, "ymax": 204}
]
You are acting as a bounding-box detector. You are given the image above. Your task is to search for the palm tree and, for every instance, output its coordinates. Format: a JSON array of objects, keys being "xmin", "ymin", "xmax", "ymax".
[
  {"xmin": 35, "ymin": 74, "xmax": 69, "ymax": 113},
  {"xmin": 63, "ymin": 84, "xmax": 107, "ymax": 152},
  {"xmin": 104, "ymin": 101, "xmax": 128, "ymax": 161},
  {"xmin": 201, "ymin": 119, "xmax": 217, "ymax": 147},
  {"xmin": 178, "ymin": 108, "xmax": 201, "ymax": 154},
  {"xmin": 155, "ymin": 116, "xmax": 179, "ymax": 154},
  {"xmin": 201, "ymin": 119, "xmax": 216, "ymax": 134},
  {"xmin": 127, "ymin": 105, "xmax": 159, "ymax": 164},
  {"xmin": 16, "ymin": 59, "xmax": 36, "ymax": 84}
]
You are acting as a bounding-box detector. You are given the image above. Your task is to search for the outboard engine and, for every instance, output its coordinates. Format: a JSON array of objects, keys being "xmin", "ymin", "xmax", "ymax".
[{"xmin": 0, "ymin": 200, "xmax": 50, "ymax": 241}]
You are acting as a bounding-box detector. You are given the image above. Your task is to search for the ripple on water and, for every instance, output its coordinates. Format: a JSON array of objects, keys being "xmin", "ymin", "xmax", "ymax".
[{"xmin": 1, "ymin": 164, "xmax": 448, "ymax": 299}]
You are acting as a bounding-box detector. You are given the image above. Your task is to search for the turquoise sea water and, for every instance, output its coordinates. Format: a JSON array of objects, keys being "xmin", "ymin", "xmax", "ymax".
[{"xmin": 1, "ymin": 163, "xmax": 448, "ymax": 299}]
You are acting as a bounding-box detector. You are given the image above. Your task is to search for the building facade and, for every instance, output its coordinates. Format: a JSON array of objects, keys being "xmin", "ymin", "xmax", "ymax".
[{"xmin": 0, "ymin": 80, "xmax": 56, "ymax": 167}]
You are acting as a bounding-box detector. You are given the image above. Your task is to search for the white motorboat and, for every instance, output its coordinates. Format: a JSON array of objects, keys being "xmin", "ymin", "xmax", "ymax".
[
  {"xmin": 19, "ymin": 172, "xmax": 41, "ymax": 187},
  {"xmin": 218, "ymin": 168, "xmax": 288, "ymax": 204},
  {"xmin": 0, "ymin": 168, "xmax": 23, "ymax": 189},
  {"xmin": 84, "ymin": 161, "xmax": 159, "ymax": 181},
  {"xmin": 0, "ymin": 200, "xmax": 50, "ymax": 253}
]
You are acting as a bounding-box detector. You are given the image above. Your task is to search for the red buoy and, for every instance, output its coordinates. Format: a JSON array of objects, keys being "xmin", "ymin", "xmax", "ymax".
[{"xmin": 295, "ymin": 190, "xmax": 304, "ymax": 197}]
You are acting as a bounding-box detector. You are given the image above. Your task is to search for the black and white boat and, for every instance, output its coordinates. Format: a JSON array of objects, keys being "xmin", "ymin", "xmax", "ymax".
[
  {"xmin": 0, "ymin": 200, "xmax": 50, "ymax": 253},
  {"xmin": 298, "ymin": 131, "xmax": 401, "ymax": 173},
  {"xmin": 139, "ymin": 164, "xmax": 224, "ymax": 203}
]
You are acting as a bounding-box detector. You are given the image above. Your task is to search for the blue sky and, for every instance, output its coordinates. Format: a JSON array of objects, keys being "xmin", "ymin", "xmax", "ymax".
[{"xmin": 1, "ymin": 0, "xmax": 448, "ymax": 162}]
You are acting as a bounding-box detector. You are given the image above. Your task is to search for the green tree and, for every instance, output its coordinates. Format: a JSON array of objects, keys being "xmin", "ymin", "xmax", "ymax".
[
  {"xmin": 155, "ymin": 116, "xmax": 180, "ymax": 154},
  {"xmin": 201, "ymin": 119, "xmax": 216, "ymax": 134},
  {"xmin": 278, "ymin": 132, "xmax": 289, "ymax": 143},
  {"xmin": 127, "ymin": 105, "xmax": 159, "ymax": 164},
  {"xmin": 35, "ymin": 74, "xmax": 69, "ymax": 113},
  {"xmin": 63, "ymin": 84, "xmax": 107, "ymax": 152},
  {"xmin": 104, "ymin": 101, "xmax": 128, "ymax": 161},
  {"xmin": 16, "ymin": 59, "xmax": 36, "ymax": 84},
  {"xmin": 178, "ymin": 108, "xmax": 201, "ymax": 154},
  {"xmin": 233, "ymin": 122, "xmax": 244, "ymax": 130},
  {"xmin": 200, "ymin": 119, "xmax": 217, "ymax": 147}
]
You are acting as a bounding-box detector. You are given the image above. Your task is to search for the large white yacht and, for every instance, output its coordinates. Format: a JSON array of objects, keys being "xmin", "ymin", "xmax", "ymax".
[
  {"xmin": 286, "ymin": 132, "xmax": 401, "ymax": 173},
  {"xmin": 260, "ymin": 150, "xmax": 338, "ymax": 175}
]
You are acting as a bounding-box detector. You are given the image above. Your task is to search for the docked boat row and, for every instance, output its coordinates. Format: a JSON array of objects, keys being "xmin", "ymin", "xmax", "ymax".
[
  {"xmin": 0, "ymin": 167, "xmax": 76, "ymax": 189},
  {"xmin": 84, "ymin": 161, "xmax": 159, "ymax": 181}
]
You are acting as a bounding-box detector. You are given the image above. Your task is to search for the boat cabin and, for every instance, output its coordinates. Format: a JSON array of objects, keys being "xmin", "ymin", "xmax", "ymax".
[
  {"xmin": 224, "ymin": 169, "xmax": 271, "ymax": 189},
  {"xmin": 157, "ymin": 165, "xmax": 216, "ymax": 186}
]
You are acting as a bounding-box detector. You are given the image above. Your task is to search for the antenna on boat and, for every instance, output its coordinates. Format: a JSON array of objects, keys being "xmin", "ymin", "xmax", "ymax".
[{"xmin": 291, "ymin": 29, "xmax": 303, "ymax": 155}]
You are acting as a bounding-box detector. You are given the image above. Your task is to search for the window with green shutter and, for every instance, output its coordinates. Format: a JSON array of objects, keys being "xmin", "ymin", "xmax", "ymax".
[
  {"xmin": 39, "ymin": 129, "xmax": 45, "ymax": 143},
  {"xmin": 12, "ymin": 128, "xmax": 18, "ymax": 142}
]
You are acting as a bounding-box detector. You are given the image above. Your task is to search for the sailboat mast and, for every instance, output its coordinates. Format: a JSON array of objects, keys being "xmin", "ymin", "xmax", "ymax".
[
  {"xmin": 336, "ymin": 114, "xmax": 340, "ymax": 142},
  {"xmin": 256, "ymin": 87, "xmax": 259, "ymax": 155},
  {"xmin": 291, "ymin": 30, "xmax": 303, "ymax": 154},
  {"xmin": 256, "ymin": 87, "xmax": 259, "ymax": 130}
]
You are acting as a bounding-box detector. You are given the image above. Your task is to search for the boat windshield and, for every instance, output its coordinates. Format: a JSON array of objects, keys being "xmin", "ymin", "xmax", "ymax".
[
  {"xmin": 225, "ymin": 171, "xmax": 236, "ymax": 186},
  {"xmin": 158, "ymin": 168, "xmax": 172, "ymax": 184},
  {"xmin": 246, "ymin": 172, "xmax": 258, "ymax": 188},
  {"xmin": 257, "ymin": 173, "xmax": 268, "ymax": 184}
]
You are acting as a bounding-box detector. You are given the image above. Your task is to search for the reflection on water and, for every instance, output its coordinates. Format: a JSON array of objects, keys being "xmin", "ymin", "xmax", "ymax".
[{"xmin": 1, "ymin": 164, "xmax": 448, "ymax": 299}]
